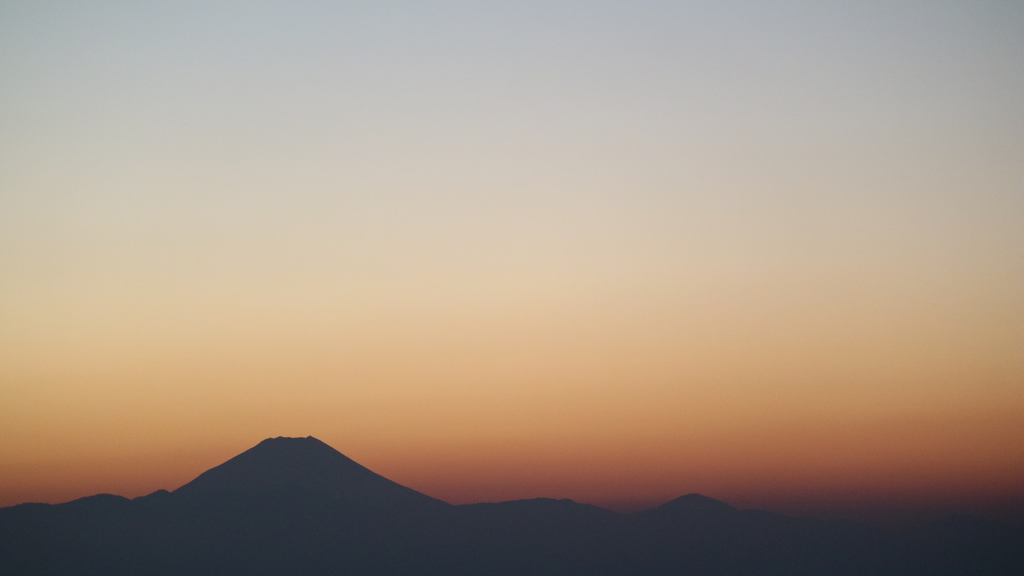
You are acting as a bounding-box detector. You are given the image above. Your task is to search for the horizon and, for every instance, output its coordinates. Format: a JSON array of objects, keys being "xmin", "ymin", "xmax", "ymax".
[
  {"xmin": 2, "ymin": 1, "xmax": 1022, "ymax": 527},
  {"xmin": 5, "ymin": 435, "xmax": 1023, "ymax": 526},
  {"xmin": 6, "ymin": 436, "xmax": 1022, "ymax": 575}
]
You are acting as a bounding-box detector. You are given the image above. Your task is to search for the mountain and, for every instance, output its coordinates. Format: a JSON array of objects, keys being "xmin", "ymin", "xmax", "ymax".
[
  {"xmin": 635, "ymin": 493, "xmax": 738, "ymax": 520},
  {"xmin": 173, "ymin": 436, "xmax": 444, "ymax": 511},
  {"xmin": 2, "ymin": 437, "xmax": 1022, "ymax": 576}
]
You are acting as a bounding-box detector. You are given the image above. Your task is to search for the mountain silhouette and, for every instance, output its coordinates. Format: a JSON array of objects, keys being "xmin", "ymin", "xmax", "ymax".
[
  {"xmin": 2, "ymin": 436, "xmax": 1021, "ymax": 576},
  {"xmin": 642, "ymin": 493, "xmax": 737, "ymax": 517},
  {"xmin": 174, "ymin": 436, "xmax": 444, "ymax": 511}
]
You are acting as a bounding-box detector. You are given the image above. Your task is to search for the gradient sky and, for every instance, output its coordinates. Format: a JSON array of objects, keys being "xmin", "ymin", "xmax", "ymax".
[{"xmin": 2, "ymin": 1, "xmax": 1022, "ymax": 518}]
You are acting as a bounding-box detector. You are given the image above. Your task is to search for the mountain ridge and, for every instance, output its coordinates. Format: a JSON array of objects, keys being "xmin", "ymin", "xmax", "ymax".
[{"xmin": 1, "ymin": 436, "xmax": 1021, "ymax": 575}]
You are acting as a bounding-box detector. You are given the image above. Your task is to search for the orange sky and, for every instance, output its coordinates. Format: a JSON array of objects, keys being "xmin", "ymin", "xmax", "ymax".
[{"xmin": 2, "ymin": 1, "xmax": 1023, "ymax": 518}]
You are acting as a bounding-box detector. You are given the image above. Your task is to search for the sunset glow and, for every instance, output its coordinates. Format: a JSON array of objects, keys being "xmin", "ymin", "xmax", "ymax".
[{"xmin": 2, "ymin": 1, "xmax": 1022, "ymax": 521}]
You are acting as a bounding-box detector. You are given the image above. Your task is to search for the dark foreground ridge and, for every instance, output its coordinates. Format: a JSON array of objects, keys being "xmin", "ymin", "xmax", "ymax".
[{"xmin": 2, "ymin": 437, "xmax": 1021, "ymax": 575}]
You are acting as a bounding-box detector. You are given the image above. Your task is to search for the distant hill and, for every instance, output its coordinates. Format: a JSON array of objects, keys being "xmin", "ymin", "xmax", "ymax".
[{"xmin": 1, "ymin": 437, "xmax": 1021, "ymax": 575}]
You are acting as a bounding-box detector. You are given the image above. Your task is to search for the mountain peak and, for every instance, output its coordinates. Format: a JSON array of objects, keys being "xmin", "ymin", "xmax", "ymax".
[
  {"xmin": 259, "ymin": 435, "xmax": 321, "ymax": 443},
  {"xmin": 173, "ymin": 437, "xmax": 445, "ymax": 509},
  {"xmin": 663, "ymin": 494, "xmax": 735, "ymax": 510},
  {"xmin": 254, "ymin": 436, "xmax": 333, "ymax": 450},
  {"xmin": 635, "ymin": 493, "xmax": 737, "ymax": 519}
]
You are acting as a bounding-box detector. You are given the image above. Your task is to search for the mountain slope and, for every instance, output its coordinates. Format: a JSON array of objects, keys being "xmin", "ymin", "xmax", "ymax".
[{"xmin": 174, "ymin": 436, "xmax": 445, "ymax": 510}]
